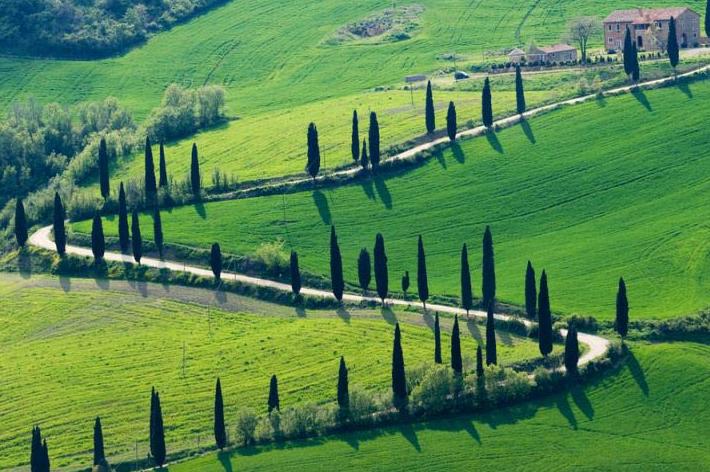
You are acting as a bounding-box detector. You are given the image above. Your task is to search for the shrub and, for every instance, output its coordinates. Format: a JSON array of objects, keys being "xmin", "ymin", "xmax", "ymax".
[
  {"xmin": 410, "ymin": 365, "xmax": 460, "ymax": 414},
  {"xmin": 234, "ymin": 408, "xmax": 258, "ymax": 446},
  {"xmin": 280, "ymin": 403, "xmax": 336, "ymax": 439},
  {"xmin": 254, "ymin": 239, "xmax": 289, "ymax": 272},
  {"xmin": 348, "ymin": 387, "xmax": 379, "ymax": 425}
]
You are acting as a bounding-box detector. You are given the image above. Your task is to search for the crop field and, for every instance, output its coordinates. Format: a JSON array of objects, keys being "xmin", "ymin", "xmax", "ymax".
[
  {"xmin": 175, "ymin": 341, "xmax": 710, "ymax": 471},
  {"xmin": 76, "ymin": 81, "xmax": 710, "ymax": 320},
  {"xmin": 0, "ymin": 273, "xmax": 545, "ymax": 470}
]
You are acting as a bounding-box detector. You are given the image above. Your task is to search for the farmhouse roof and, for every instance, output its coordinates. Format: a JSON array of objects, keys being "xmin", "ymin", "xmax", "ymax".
[
  {"xmin": 508, "ymin": 48, "xmax": 525, "ymax": 56},
  {"xmin": 603, "ymin": 7, "xmax": 693, "ymax": 24},
  {"xmin": 538, "ymin": 43, "xmax": 576, "ymax": 53}
]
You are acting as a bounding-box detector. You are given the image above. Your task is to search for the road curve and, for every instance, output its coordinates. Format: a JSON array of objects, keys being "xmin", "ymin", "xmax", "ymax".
[{"xmin": 29, "ymin": 224, "xmax": 610, "ymax": 368}]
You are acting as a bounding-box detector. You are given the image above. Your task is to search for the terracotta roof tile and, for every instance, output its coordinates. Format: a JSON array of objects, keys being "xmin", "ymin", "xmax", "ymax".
[{"xmin": 603, "ymin": 7, "xmax": 691, "ymax": 23}]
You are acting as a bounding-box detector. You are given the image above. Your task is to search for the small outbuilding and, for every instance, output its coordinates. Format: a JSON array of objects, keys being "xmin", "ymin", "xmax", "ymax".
[{"xmin": 507, "ymin": 48, "xmax": 526, "ymax": 63}]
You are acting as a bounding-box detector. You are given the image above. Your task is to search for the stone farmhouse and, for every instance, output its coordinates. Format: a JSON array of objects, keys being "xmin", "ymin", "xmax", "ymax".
[
  {"xmin": 603, "ymin": 7, "xmax": 701, "ymax": 52},
  {"xmin": 508, "ymin": 44, "xmax": 578, "ymax": 64}
]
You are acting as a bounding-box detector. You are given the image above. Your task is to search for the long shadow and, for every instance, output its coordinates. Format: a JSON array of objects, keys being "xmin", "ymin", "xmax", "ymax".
[
  {"xmin": 373, "ymin": 176, "xmax": 392, "ymax": 209},
  {"xmin": 399, "ymin": 422, "xmax": 421, "ymax": 451},
  {"xmin": 595, "ymin": 93, "xmax": 607, "ymax": 108},
  {"xmin": 380, "ymin": 306, "xmax": 397, "ymax": 324},
  {"xmin": 451, "ymin": 142, "xmax": 465, "ymax": 164},
  {"xmin": 520, "ymin": 120, "xmax": 536, "ymax": 144},
  {"xmin": 360, "ymin": 178, "xmax": 375, "ymax": 201},
  {"xmin": 336, "ymin": 306, "xmax": 351, "ymax": 323},
  {"xmin": 194, "ymin": 200, "xmax": 207, "ymax": 219},
  {"xmin": 312, "ymin": 190, "xmax": 331, "ymax": 224},
  {"xmin": 218, "ymin": 450, "xmax": 234, "ymax": 472},
  {"xmin": 570, "ymin": 386, "xmax": 594, "ymax": 420},
  {"xmin": 215, "ymin": 286, "xmax": 227, "ymax": 305},
  {"xmin": 497, "ymin": 329, "xmax": 513, "ymax": 346},
  {"xmin": 626, "ymin": 348, "xmax": 649, "ymax": 396},
  {"xmin": 433, "ymin": 149, "xmax": 447, "ymax": 169},
  {"xmin": 631, "ymin": 87, "xmax": 652, "ymax": 111},
  {"xmin": 677, "ymin": 80, "xmax": 693, "ymax": 98},
  {"xmin": 486, "ymin": 131, "xmax": 504, "ymax": 153},
  {"xmin": 555, "ymin": 393, "xmax": 577, "ymax": 430},
  {"xmin": 59, "ymin": 275, "xmax": 71, "ymax": 293},
  {"xmin": 422, "ymin": 311, "xmax": 435, "ymax": 330},
  {"xmin": 465, "ymin": 320, "xmax": 483, "ymax": 342},
  {"xmin": 18, "ymin": 250, "xmax": 32, "ymax": 279},
  {"xmin": 294, "ymin": 305, "xmax": 306, "ymax": 317}
]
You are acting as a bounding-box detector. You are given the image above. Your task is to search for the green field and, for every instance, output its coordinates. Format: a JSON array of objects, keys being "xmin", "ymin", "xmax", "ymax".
[
  {"xmin": 0, "ymin": 273, "xmax": 545, "ymax": 470},
  {"xmin": 75, "ymin": 81, "xmax": 710, "ymax": 320},
  {"xmin": 174, "ymin": 341, "xmax": 710, "ymax": 471}
]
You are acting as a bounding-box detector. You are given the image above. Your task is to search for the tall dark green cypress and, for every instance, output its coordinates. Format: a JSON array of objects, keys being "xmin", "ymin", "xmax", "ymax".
[
  {"xmin": 330, "ymin": 226, "xmax": 344, "ymax": 302},
  {"xmin": 351, "ymin": 110, "xmax": 359, "ymax": 162},
  {"xmin": 515, "ymin": 65, "xmax": 526, "ymax": 115},
  {"xmin": 623, "ymin": 27, "xmax": 634, "ymax": 78},
  {"xmin": 118, "ymin": 182, "xmax": 129, "ymax": 253},
  {"xmin": 360, "ymin": 139, "xmax": 369, "ymax": 171},
  {"xmin": 631, "ymin": 43, "xmax": 640, "ymax": 83},
  {"xmin": 476, "ymin": 345, "xmax": 484, "ymax": 378},
  {"xmin": 337, "ymin": 356, "xmax": 349, "ymax": 413},
  {"xmin": 450, "ymin": 315, "xmax": 462, "ymax": 374},
  {"xmin": 374, "ymin": 233, "xmax": 388, "ymax": 304},
  {"xmin": 401, "ymin": 271, "xmax": 410, "ymax": 298},
  {"xmin": 485, "ymin": 302, "xmax": 497, "ymax": 365},
  {"xmin": 391, "ymin": 323, "xmax": 407, "ymax": 411},
  {"xmin": 290, "ymin": 251, "xmax": 301, "ymax": 295},
  {"xmin": 150, "ymin": 390, "xmax": 166, "ymax": 467},
  {"xmin": 191, "ymin": 143, "xmax": 201, "ymax": 194},
  {"xmin": 416, "ymin": 235, "xmax": 429, "ymax": 309},
  {"xmin": 158, "ymin": 142, "xmax": 168, "ymax": 188},
  {"xmin": 537, "ymin": 270, "xmax": 553, "ymax": 356},
  {"xmin": 425, "ymin": 80, "xmax": 436, "ymax": 134},
  {"xmin": 460, "ymin": 243, "xmax": 473, "ymax": 316},
  {"xmin": 131, "ymin": 211, "xmax": 142, "ymax": 264},
  {"xmin": 357, "ymin": 248, "xmax": 371, "ymax": 293},
  {"xmin": 706, "ymin": 0, "xmax": 710, "ymax": 37},
  {"xmin": 306, "ymin": 123, "xmax": 321, "ymax": 180},
  {"xmin": 368, "ymin": 112, "xmax": 380, "ymax": 169},
  {"xmin": 149, "ymin": 388, "xmax": 156, "ymax": 453},
  {"xmin": 434, "ymin": 312, "xmax": 442, "ymax": 364},
  {"xmin": 93, "ymin": 417, "xmax": 105, "ymax": 466},
  {"xmin": 481, "ymin": 226, "xmax": 496, "ymax": 307},
  {"xmin": 615, "ymin": 277, "xmax": 629, "ymax": 338},
  {"xmin": 52, "ymin": 192, "xmax": 66, "ymax": 256},
  {"xmin": 41, "ymin": 440, "xmax": 50, "ymax": 472},
  {"xmin": 31, "ymin": 426, "xmax": 42, "ymax": 472},
  {"xmin": 153, "ymin": 206, "xmax": 163, "ymax": 259},
  {"xmin": 14, "ymin": 198, "xmax": 28, "ymax": 247},
  {"xmin": 210, "ymin": 243, "xmax": 222, "ymax": 280},
  {"xmin": 481, "ymin": 78, "xmax": 493, "ymax": 128},
  {"xmin": 667, "ymin": 16, "xmax": 679, "ymax": 71},
  {"xmin": 91, "ymin": 212, "xmax": 105, "ymax": 261},
  {"xmin": 446, "ymin": 101, "xmax": 457, "ymax": 141},
  {"xmin": 214, "ymin": 378, "xmax": 227, "ymax": 449},
  {"xmin": 268, "ymin": 375, "xmax": 280, "ymax": 413},
  {"xmin": 98, "ymin": 137, "xmax": 110, "ymax": 199},
  {"xmin": 525, "ymin": 261, "xmax": 537, "ymax": 319},
  {"xmin": 144, "ymin": 136, "xmax": 157, "ymax": 197},
  {"xmin": 564, "ymin": 326, "xmax": 579, "ymax": 376}
]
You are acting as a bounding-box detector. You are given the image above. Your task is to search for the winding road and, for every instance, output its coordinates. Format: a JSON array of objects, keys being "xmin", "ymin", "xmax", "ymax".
[{"xmin": 29, "ymin": 224, "xmax": 610, "ymax": 368}]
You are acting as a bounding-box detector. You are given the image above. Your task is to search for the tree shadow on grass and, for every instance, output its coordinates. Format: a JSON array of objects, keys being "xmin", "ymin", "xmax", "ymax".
[
  {"xmin": 422, "ymin": 311, "xmax": 435, "ymax": 330},
  {"xmin": 18, "ymin": 249, "xmax": 32, "ymax": 279},
  {"xmin": 312, "ymin": 190, "xmax": 331, "ymax": 225},
  {"xmin": 59, "ymin": 274, "xmax": 72, "ymax": 292},
  {"xmin": 381, "ymin": 305, "xmax": 397, "ymax": 324},
  {"xmin": 399, "ymin": 422, "xmax": 421, "ymax": 451},
  {"xmin": 194, "ymin": 200, "xmax": 207, "ymax": 219},
  {"xmin": 451, "ymin": 142, "xmax": 465, "ymax": 164},
  {"xmin": 677, "ymin": 80, "xmax": 693, "ymax": 99},
  {"xmin": 218, "ymin": 450, "xmax": 234, "ymax": 472},
  {"xmin": 595, "ymin": 93, "xmax": 607, "ymax": 108},
  {"xmin": 486, "ymin": 131, "xmax": 504, "ymax": 153},
  {"xmin": 466, "ymin": 319, "xmax": 483, "ymax": 343},
  {"xmin": 374, "ymin": 176, "xmax": 392, "ymax": 209},
  {"xmin": 360, "ymin": 178, "xmax": 376, "ymax": 201},
  {"xmin": 631, "ymin": 87, "xmax": 652, "ymax": 111},
  {"xmin": 336, "ymin": 305, "xmax": 351, "ymax": 323},
  {"xmin": 570, "ymin": 385, "xmax": 594, "ymax": 420},
  {"xmin": 427, "ymin": 417, "xmax": 481, "ymax": 444},
  {"xmin": 497, "ymin": 329, "xmax": 513, "ymax": 346},
  {"xmin": 520, "ymin": 120, "xmax": 536, "ymax": 144},
  {"xmin": 555, "ymin": 393, "xmax": 577, "ymax": 430},
  {"xmin": 433, "ymin": 149, "xmax": 447, "ymax": 169},
  {"xmin": 626, "ymin": 347, "xmax": 649, "ymax": 396}
]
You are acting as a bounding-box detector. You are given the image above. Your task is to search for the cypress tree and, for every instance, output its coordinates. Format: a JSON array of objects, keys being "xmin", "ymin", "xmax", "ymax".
[
  {"xmin": 434, "ymin": 312, "xmax": 442, "ymax": 364},
  {"xmin": 91, "ymin": 212, "xmax": 105, "ymax": 261},
  {"xmin": 450, "ymin": 315, "xmax": 462, "ymax": 374},
  {"xmin": 623, "ymin": 27, "xmax": 634, "ymax": 78},
  {"xmin": 290, "ymin": 251, "xmax": 301, "ymax": 295},
  {"xmin": 330, "ymin": 225, "xmax": 344, "ymax": 302},
  {"xmin": 41, "ymin": 440, "xmax": 50, "ymax": 472},
  {"xmin": 118, "ymin": 182, "xmax": 129, "ymax": 253},
  {"xmin": 360, "ymin": 139, "xmax": 369, "ymax": 171},
  {"xmin": 425, "ymin": 80, "xmax": 436, "ymax": 134},
  {"xmin": 144, "ymin": 136, "xmax": 157, "ymax": 197},
  {"xmin": 667, "ymin": 17, "xmax": 679, "ymax": 72},
  {"xmin": 52, "ymin": 192, "xmax": 66, "ymax": 256},
  {"xmin": 706, "ymin": 0, "xmax": 710, "ymax": 37},
  {"xmin": 564, "ymin": 325, "xmax": 580, "ymax": 376},
  {"xmin": 149, "ymin": 388, "xmax": 156, "ymax": 452},
  {"xmin": 210, "ymin": 243, "xmax": 222, "ymax": 280},
  {"xmin": 401, "ymin": 271, "xmax": 410, "ymax": 298},
  {"xmin": 485, "ymin": 302, "xmax": 497, "ymax": 365},
  {"xmin": 214, "ymin": 378, "xmax": 227, "ymax": 449},
  {"xmin": 631, "ymin": 43, "xmax": 640, "ymax": 83},
  {"xmin": 374, "ymin": 233, "xmax": 389, "ymax": 304},
  {"xmin": 368, "ymin": 112, "xmax": 380, "ymax": 169},
  {"xmin": 98, "ymin": 137, "xmax": 110, "ymax": 199},
  {"xmin": 446, "ymin": 101, "xmax": 457, "ymax": 141},
  {"xmin": 14, "ymin": 198, "xmax": 28, "ymax": 247},
  {"xmin": 615, "ymin": 277, "xmax": 629, "ymax": 338},
  {"xmin": 391, "ymin": 323, "xmax": 408, "ymax": 411},
  {"xmin": 525, "ymin": 261, "xmax": 537, "ymax": 319},
  {"xmin": 31, "ymin": 426, "xmax": 42, "ymax": 472},
  {"xmin": 158, "ymin": 142, "xmax": 168, "ymax": 188},
  {"xmin": 150, "ymin": 390, "xmax": 166, "ymax": 467},
  {"xmin": 481, "ymin": 226, "xmax": 496, "ymax": 307},
  {"xmin": 476, "ymin": 345, "xmax": 484, "ymax": 378},
  {"xmin": 191, "ymin": 143, "xmax": 201, "ymax": 194},
  {"xmin": 460, "ymin": 243, "xmax": 473, "ymax": 316},
  {"xmin": 337, "ymin": 356, "xmax": 349, "ymax": 413},
  {"xmin": 537, "ymin": 270, "xmax": 553, "ymax": 356},
  {"xmin": 351, "ymin": 110, "xmax": 359, "ymax": 162},
  {"xmin": 515, "ymin": 65, "xmax": 526, "ymax": 115},
  {"xmin": 153, "ymin": 206, "xmax": 163, "ymax": 259},
  {"xmin": 268, "ymin": 375, "xmax": 280, "ymax": 413},
  {"xmin": 131, "ymin": 211, "xmax": 142, "ymax": 264},
  {"xmin": 93, "ymin": 417, "xmax": 105, "ymax": 466},
  {"xmin": 481, "ymin": 78, "xmax": 493, "ymax": 128},
  {"xmin": 416, "ymin": 235, "xmax": 429, "ymax": 309},
  {"xmin": 357, "ymin": 248, "xmax": 371, "ymax": 294},
  {"xmin": 306, "ymin": 123, "xmax": 321, "ymax": 180}
]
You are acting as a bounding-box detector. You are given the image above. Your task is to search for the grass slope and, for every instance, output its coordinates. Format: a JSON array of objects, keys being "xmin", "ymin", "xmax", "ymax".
[
  {"xmin": 175, "ymin": 341, "xmax": 710, "ymax": 471},
  {"xmin": 0, "ymin": 274, "xmax": 544, "ymax": 470},
  {"xmin": 76, "ymin": 81, "xmax": 710, "ymax": 319}
]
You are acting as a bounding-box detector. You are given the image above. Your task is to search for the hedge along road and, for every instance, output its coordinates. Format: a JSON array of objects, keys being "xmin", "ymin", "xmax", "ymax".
[{"xmin": 29, "ymin": 224, "xmax": 610, "ymax": 368}]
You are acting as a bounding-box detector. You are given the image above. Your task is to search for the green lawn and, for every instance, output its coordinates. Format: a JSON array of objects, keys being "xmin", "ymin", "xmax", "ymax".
[
  {"xmin": 174, "ymin": 341, "xmax": 710, "ymax": 471},
  {"xmin": 75, "ymin": 81, "xmax": 710, "ymax": 320},
  {"xmin": 0, "ymin": 273, "xmax": 544, "ymax": 470}
]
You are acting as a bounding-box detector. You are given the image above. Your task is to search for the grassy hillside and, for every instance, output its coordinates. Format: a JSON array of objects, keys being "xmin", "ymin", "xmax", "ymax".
[
  {"xmin": 76, "ymin": 81, "xmax": 710, "ymax": 319},
  {"xmin": 175, "ymin": 341, "xmax": 710, "ymax": 471},
  {"xmin": 0, "ymin": 274, "xmax": 544, "ymax": 470}
]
